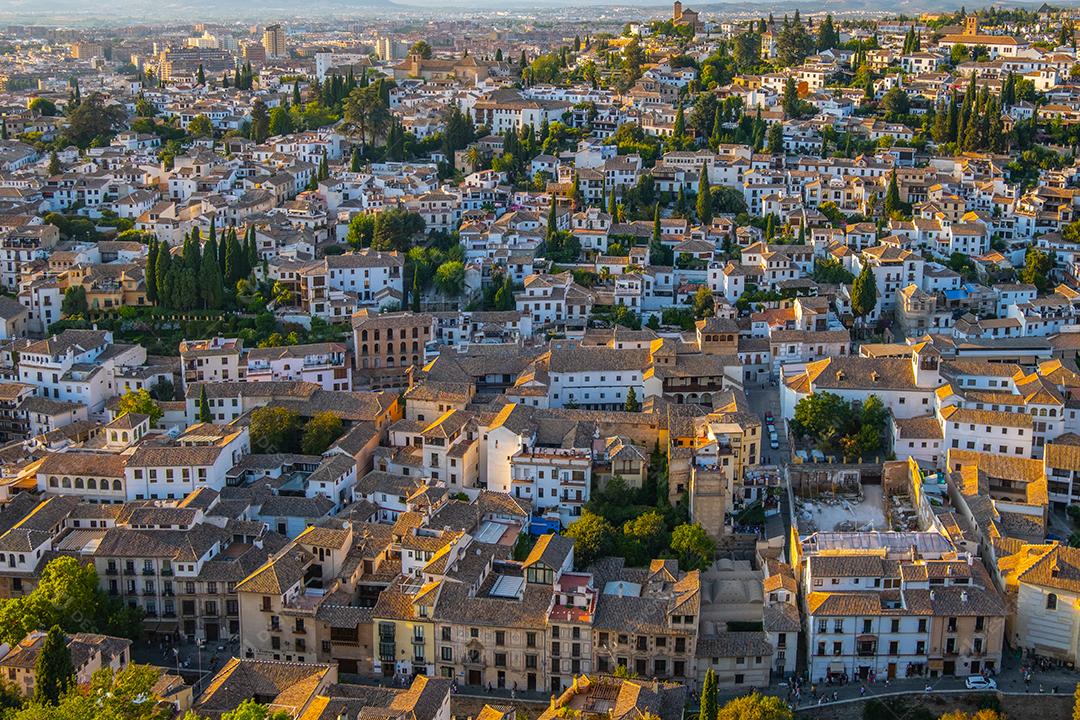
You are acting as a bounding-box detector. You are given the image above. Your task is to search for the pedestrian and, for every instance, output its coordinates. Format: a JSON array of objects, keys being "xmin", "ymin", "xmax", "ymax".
[
  {"xmin": 859, "ymin": 685, "xmax": 866, "ymax": 697},
  {"xmin": 832, "ymin": 691, "xmax": 838, "ymax": 702},
  {"xmin": 811, "ymin": 683, "xmax": 817, "ymax": 698}
]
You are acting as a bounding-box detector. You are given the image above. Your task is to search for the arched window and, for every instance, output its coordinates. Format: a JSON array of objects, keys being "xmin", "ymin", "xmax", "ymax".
[
  {"xmin": 361, "ymin": 330, "xmax": 368, "ymax": 341},
  {"xmin": 74, "ymin": 478, "xmax": 84, "ymax": 489},
  {"xmin": 61, "ymin": 477, "xmax": 71, "ymax": 489},
  {"xmin": 49, "ymin": 477, "xmax": 58, "ymax": 488},
  {"xmin": 112, "ymin": 479, "xmax": 122, "ymax": 491},
  {"xmin": 1048, "ymin": 593, "xmax": 1058, "ymax": 610},
  {"xmin": 88, "ymin": 479, "xmax": 97, "ymax": 490}
]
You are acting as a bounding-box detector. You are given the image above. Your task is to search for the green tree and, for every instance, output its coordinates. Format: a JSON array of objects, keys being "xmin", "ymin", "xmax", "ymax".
[
  {"xmin": 693, "ymin": 286, "xmax": 714, "ymax": 319},
  {"xmin": 696, "ymin": 163, "xmax": 712, "ymax": 225},
  {"xmin": 29, "ymin": 97, "xmax": 59, "ymax": 116},
  {"xmin": 47, "ymin": 150, "xmax": 60, "ymax": 175},
  {"xmin": 767, "ymin": 122, "xmax": 783, "ymax": 154},
  {"xmin": 411, "ymin": 272, "xmax": 421, "ymax": 312},
  {"xmin": 61, "ymin": 286, "xmax": 88, "ymax": 317},
  {"xmin": 434, "ymin": 261, "xmax": 465, "ymax": 296},
  {"xmin": 268, "ymin": 106, "xmax": 294, "ymax": 137},
  {"xmin": 0, "ymin": 556, "xmax": 143, "ymax": 650},
  {"xmin": 564, "ymin": 511, "xmax": 615, "ymax": 568},
  {"xmin": 816, "ymin": 14, "xmax": 838, "ymax": 51},
  {"xmin": 250, "ymin": 98, "xmax": 270, "ymax": 143},
  {"xmin": 63, "ymin": 92, "xmax": 126, "ymax": 147},
  {"xmin": 221, "ymin": 699, "xmax": 291, "ymax": 720},
  {"xmin": 408, "ymin": 40, "xmax": 433, "ymax": 59},
  {"xmin": 670, "ymin": 523, "xmax": 715, "ymax": 571},
  {"xmin": 198, "ymin": 385, "xmax": 212, "ymax": 423},
  {"xmin": 1020, "ymin": 246, "xmax": 1055, "ymax": 292},
  {"xmin": 249, "ymin": 406, "xmax": 301, "ymax": 453},
  {"xmin": 117, "ymin": 388, "xmax": 163, "ymax": 426},
  {"xmin": 343, "ymin": 85, "xmax": 390, "ymax": 152},
  {"xmin": 700, "ymin": 668, "xmax": 719, "ymax": 720},
  {"xmin": 199, "ymin": 237, "xmax": 224, "ymax": 309},
  {"xmin": 624, "ymin": 386, "xmax": 640, "ymax": 412},
  {"xmin": 34, "ymin": 625, "xmax": 74, "ymax": 706},
  {"xmin": 301, "ymin": 411, "xmax": 345, "ymax": 455},
  {"xmin": 716, "ymin": 692, "xmax": 792, "ymax": 720},
  {"xmin": 884, "ymin": 169, "xmax": 903, "ymax": 217},
  {"xmin": 850, "ymin": 263, "xmax": 878, "ymax": 326},
  {"xmin": 373, "ymin": 208, "xmax": 425, "ymax": 251},
  {"xmin": 882, "ymin": 86, "xmax": 910, "ymax": 120},
  {"xmin": 622, "ymin": 509, "xmax": 666, "ymax": 562},
  {"xmin": 782, "ymin": 77, "xmax": 801, "ymax": 118},
  {"xmin": 792, "ymin": 391, "xmax": 852, "ymax": 445}
]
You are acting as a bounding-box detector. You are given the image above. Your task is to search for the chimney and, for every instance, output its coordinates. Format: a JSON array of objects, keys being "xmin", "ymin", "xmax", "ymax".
[{"xmin": 961, "ymin": 590, "xmax": 968, "ymax": 603}]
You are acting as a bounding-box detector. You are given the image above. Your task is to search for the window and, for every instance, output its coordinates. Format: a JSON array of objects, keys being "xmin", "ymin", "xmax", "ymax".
[{"xmin": 1047, "ymin": 593, "xmax": 1058, "ymax": 610}]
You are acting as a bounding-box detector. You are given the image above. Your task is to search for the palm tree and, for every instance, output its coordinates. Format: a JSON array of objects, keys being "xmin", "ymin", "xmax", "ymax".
[
  {"xmin": 343, "ymin": 85, "xmax": 390, "ymax": 152},
  {"xmin": 464, "ymin": 146, "xmax": 481, "ymax": 172}
]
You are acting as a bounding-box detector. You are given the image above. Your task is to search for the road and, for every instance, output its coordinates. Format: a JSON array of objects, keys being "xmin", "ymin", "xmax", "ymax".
[
  {"xmin": 744, "ymin": 379, "xmax": 788, "ymax": 467},
  {"xmin": 714, "ymin": 647, "xmax": 1079, "ymax": 709},
  {"xmin": 131, "ymin": 635, "xmax": 238, "ymax": 691}
]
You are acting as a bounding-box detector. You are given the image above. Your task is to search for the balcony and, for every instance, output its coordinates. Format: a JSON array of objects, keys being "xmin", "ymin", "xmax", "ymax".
[
  {"xmin": 105, "ymin": 568, "xmax": 118, "ymax": 576},
  {"xmin": 142, "ymin": 568, "xmax": 155, "ymax": 576},
  {"xmin": 161, "ymin": 568, "xmax": 173, "ymax": 577},
  {"xmin": 162, "ymin": 611, "xmax": 176, "ymax": 618},
  {"xmin": 411, "ymin": 635, "xmax": 425, "ymax": 645}
]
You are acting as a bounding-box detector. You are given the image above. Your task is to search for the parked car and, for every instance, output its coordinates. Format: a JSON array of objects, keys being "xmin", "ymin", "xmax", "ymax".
[
  {"xmin": 770, "ymin": 436, "xmax": 779, "ymax": 450},
  {"xmin": 965, "ymin": 676, "xmax": 996, "ymax": 690}
]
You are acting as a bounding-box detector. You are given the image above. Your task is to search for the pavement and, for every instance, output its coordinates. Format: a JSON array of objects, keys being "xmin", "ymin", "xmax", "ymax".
[
  {"xmin": 131, "ymin": 635, "xmax": 237, "ymax": 691},
  {"xmin": 744, "ymin": 379, "xmax": 789, "ymax": 466},
  {"xmin": 715, "ymin": 648, "xmax": 1080, "ymax": 710}
]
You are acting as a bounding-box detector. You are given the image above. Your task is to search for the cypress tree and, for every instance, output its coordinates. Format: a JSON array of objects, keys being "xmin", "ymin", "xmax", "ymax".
[
  {"xmin": 710, "ymin": 106, "xmax": 723, "ymax": 149},
  {"xmin": 700, "ymin": 668, "xmax": 718, "ymax": 720},
  {"xmin": 411, "ymin": 272, "xmax": 421, "ymax": 312},
  {"xmin": 245, "ymin": 227, "xmax": 258, "ymax": 272},
  {"xmin": 200, "ymin": 237, "xmax": 223, "ymax": 309},
  {"xmin": 884, "ymin": 170, "xmax": 902, "ymax": 217},
  {"xmin": 696, "ymin": 162, "xmax": 712, "ymax": 226},
  {"xmin": 187, "ymin": 227, "xmax": 201, "ymax": 272},
  {"xmin": 218, "ymin": 228, "xmax": 230, "ymax": 273},
  {"xmin": 145, "ymin": 239, "xmax": 159, "ymax": 304},
  {"xmin": 608, "ymin": 188, "xmax": 617, "ymax": 217},
  {"xmin": 851, "ymin": 263, "xmax": 878, "ymax": 327},
  {"xmin": 224, "ymin": 233, "xmax": 241, "ymax": 287},
  {"xmin": 673, "ymin": 103, "xmax": 686, "ymax": 148},
  {"xmin": 199, "ymin": 385, "xmax": 212, "ymax": 423},
  {"xmin": 546, "ymin": 195, "xmax": 558, "ymax": 241},
  {"xmin": 350, "ymin": 148, "xmax": 362, "ymax": 172},
  {"xmin": 155, "ymin": 244, "xmax": 172, "ymax": 309},
  {"xmin": 33, "ymin": 626, "xmax": 73, "ymax": 706}
]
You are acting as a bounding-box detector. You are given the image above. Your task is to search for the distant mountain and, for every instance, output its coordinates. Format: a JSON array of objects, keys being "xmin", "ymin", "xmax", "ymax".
[{"xmin": 0, "ymin": 0, "xmax": 1042, "ymax": 21}]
